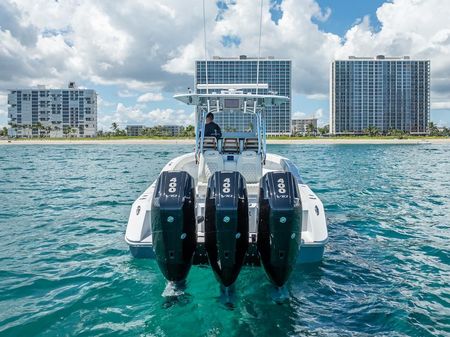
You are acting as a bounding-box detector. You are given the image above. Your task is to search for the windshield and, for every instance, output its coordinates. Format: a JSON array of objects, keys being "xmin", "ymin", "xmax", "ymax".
[{"xmin": 207, "ymin": 111, "xmax": 257, "ymax": 133}]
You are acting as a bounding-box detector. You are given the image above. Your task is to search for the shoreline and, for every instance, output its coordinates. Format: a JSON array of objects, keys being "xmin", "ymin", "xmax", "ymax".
[{"xmin": 1, "ymin": 138, "xmax": 449, "ymax": 145}]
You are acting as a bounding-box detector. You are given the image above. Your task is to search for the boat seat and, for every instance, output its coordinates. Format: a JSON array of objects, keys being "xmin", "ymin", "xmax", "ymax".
[
  {"xmin": 222, "ymin": 138, "xmax": 240, "ymax": 153},
  {"xmin": 203, "ymin": 137, "xmax": 217, "ymax": 151},
  {"xmin": 236, "ymin": 151, "xmax": 262, "ymax": 183},
  {"xmin": 244, "ymin": 138, "xmax": 259, "ymax": 151},
  {"xmin": 198, "ymin": 150, "xmax": 223, "ymax": 183}
]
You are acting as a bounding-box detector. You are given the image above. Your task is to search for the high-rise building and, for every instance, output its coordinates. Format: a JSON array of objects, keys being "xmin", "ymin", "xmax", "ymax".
[
  {"xmin": 195, "ymin": 56, "xmax": 291, "ymax": 135},
  {"xmin": 330, "ymin": 56, "xmax": 430, "ymax": 135},
  {"xmin": 7, "ymin": 83, "xmax": 97, "ymax": 138}
]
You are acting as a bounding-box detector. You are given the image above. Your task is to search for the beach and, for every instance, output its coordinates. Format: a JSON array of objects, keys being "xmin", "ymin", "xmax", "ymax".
[{"xmin": 1, "ymin": 138, "xmax": 449, "ymax": 145}]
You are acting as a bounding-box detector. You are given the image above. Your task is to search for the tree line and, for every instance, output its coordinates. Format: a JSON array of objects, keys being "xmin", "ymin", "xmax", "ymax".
[
  {"xmin": 99, "ymin": 123, "xmax": 196, "ymax": 137},
  {"xmin": 350, "ymin": 123, "xmax": 450, "ymax": 137},
  {"xmin": 299, "ymin": 123, "xmax": 450, "ymax": 137},
  {"xmin": 3, "ymin": 121, "xmax": 449, "ymax": 138},
  {"xmin": 5, "ymin": 122, "xmax": 80, "ymax": 138},
  {"xmin": 0, "ymin": 127, "xmax": 8, "ymax": 137}
]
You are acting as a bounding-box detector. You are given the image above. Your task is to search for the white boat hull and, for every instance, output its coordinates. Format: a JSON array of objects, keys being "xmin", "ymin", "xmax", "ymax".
[{"xmin": 125, "ymin": 152, "xmax": 328, "ymax": 265}]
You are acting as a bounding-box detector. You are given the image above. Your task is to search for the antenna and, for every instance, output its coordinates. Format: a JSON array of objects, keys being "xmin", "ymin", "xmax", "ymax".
[
  {"xmin": 202, "ymin": 0, "xmax": 209, "ymax": 95},
  {"xmin": 256, "ymin": 0, "xmax": 263, "ymax": 95}
]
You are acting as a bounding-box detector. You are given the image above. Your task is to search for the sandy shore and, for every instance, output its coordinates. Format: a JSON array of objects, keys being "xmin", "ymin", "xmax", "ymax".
[
  {"xmin": 1, "ymin": 138, "xmax": 449, "ymax": 145},
  {"xmin": 0, "ymin": 138, "xmax": 194, "ymax": 145},
  {"xmin": 269, "ymin": 138, "xmax": 450, "ymax": 145}
]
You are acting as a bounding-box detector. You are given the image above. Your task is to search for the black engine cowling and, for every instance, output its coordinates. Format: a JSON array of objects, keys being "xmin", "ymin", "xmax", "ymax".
[
  {"xmin": 257, "ymin": 171, "xmax": 302, "ymax": 287},
  {"xmin": 151, "ymin": 171, "xmax": 197, "ymax": 282},
  {"xmin": 205, "ymin": 171, "xmax": 249, "ymax": 287}
]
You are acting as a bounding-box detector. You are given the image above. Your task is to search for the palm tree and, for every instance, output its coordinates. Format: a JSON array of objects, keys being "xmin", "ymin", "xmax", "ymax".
[
  {"xmin": 306, "ymin": 123, "xmax": 315, "ymax": 136},
  {"xmin": 318, "ymin": 125, "xmax": 329, "ymax": 136},
  {"xmin": 34, "ymin": 122, "xmax": 43, "ymax": 137},
  {"xmin": 111, "ymin": 122, "xmax": 118, "ymax": 133},
  {"xmin": 70, "ymin": 127, "xmax": 78, "ymax": 138},
  {"xmin": 389, "ymin": 129, "xmax": 405, "ymax": 138},
  {"xmin": 9, "ymin": 123, "xmax": 18, "ymax": 138},
  {"xmin": 428, "ymin": 122, "xmax": 440, "ymax": 136},
  {"xmin": 23, "ymin": 124, "xmax": 32, "ymax": 138},
  {"xmin": 442, "ymin": 127, "xmax": 450, "ymax": 137},
  {"xmin": 53, "ymin": 125, "xmax": 60, "ymax": 138},
  {"xmin": 365, "ymin": 126, "xmax": 380, "ymax": 137},
  {"xmin": 63, "ymin": 126, "xmax": 70, "ymax": 138},
  {"xmin": 182, "ymin": 125, "xmax": 195, "ymax": 137},
  {"xmin": 45, "ymin": 125, "xmax": 53, "ymax": 138}
]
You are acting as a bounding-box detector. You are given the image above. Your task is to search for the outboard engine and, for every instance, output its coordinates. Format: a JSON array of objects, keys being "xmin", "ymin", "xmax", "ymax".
[
  {"xmin": 205, "ymin": 171, "xmax": 249, "ymax": 287},
  {"xmin": 257, "ymin": 172, "xmax": 302, "ymax": 287},
  {"xmin": 151, "ymin": 171, "xmax": 197, "ymax": 282}
]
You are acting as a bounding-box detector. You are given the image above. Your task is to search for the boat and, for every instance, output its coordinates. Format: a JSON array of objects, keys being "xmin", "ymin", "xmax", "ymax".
[{"xmin": 125, "ymin": 85, "xmax": 328, "ymax": 296}]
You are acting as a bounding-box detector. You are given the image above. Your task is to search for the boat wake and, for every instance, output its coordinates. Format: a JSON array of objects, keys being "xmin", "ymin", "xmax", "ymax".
[
  {"xmin": 270, "ymin": 285, "xmax": 290, "ymax": 304},
  {"xmin": 219, "ymin": 284, "xmax": 237, "ymax": 309},
  {"xmin": 162, "ymin": 281, "xmax": 192, "ymax": 308}
]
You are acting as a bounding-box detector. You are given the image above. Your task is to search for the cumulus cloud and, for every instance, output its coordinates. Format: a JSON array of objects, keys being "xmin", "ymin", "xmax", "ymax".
[
  {"xmin": 0, "ymin": 92, "xmax": 7, "ymax": 126},
  {"xmin": 0, "ymin": 104, "xmax": 6, "ymax": 127},
  {"xmin": 117, "ymin": 90, "xmax": 137, "ymax": 98},
  {"xmin": 137, "ymin": 92, "xmax": 164, "ymax": 103},
  {"xmin": 314, "ymin": 108, "xmax": 324, "ymax": 119},
  {"xmin": 0, "ymin": 106, "xmax": 6, "ymax": 121},
  {"xmin": 336, "ymin": 0, "xmax": 450, "ymax": 114},
  {"xmin": 292, "ymin": 108, "xmax": 323, "ymax": 119},
  {"xmin": 144, "ymin": 108, "xmax": 194, "ymax": 126},
  {"xmin": 432, "ymin": 102, "xmax": 450, "ymax": 110},
  {"xmin": 292, "ymin": 111, "xmax": 306, "ymax": 119},
  {"xmin": 97, "ymin": 95, "xmax": 115, "ymax": 108},
  {"xmin": 0, "ymin": 1, "xmax": 37, "ymax": 47},
  {"xmin": 0, "ymin": 0, "xmax": 211, "ymax": 92},
  {"xmin": 97, "ymin": 102, "xmax": 194, "ymax": 131},
  {"xmin": 163, "ymin": 0, "xmax": 341, "ymax": 96}
]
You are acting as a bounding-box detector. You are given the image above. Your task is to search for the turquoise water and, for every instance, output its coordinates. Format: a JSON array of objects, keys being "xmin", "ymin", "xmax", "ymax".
[{"xmin": 0, "ymin": 144, "xmax": 449, "ymax": 337}]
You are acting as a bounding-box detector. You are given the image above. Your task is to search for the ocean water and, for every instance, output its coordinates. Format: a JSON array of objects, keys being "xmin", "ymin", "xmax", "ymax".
[{"xmin": 0, "ymin": 143, "xmax": 449, "ymax": 337}]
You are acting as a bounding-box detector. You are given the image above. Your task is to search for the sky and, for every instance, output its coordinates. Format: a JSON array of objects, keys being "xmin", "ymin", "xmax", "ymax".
[{"xmin": 0, "ymin": 0, "xmax": 449, "ymax": 130}]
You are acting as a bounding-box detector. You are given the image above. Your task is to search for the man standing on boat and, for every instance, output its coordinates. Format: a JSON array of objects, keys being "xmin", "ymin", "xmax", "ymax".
[{"xmin": 204, "ymin": 112, "xmax": 222, "ymax": 139}]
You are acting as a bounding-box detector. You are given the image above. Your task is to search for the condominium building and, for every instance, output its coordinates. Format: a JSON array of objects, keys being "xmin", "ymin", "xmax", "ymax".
[
  {"xmin": 330, "ymin": 55, "xmax": 430, "ymax": 134},
  {"xmin": 7, "ymin": 82, "xmax": 97, "ymax": 138},
  {"xmin": 126, "ymin": 124, "xmax": 183, "ymax": 136},
  {"xmin": 196, "ymin": 56, "xmax": 291, "ymax": 135},
  {"xmin": 291, "ymin": 117, "xmax": 318, "ymax": 135},
  {"xmin": 161, "ymin": 125, "xmax": 183, "ymax": 136},
  {"xmin": 126, "ymin": 125, "xmax": 144, "ymax": 136}
]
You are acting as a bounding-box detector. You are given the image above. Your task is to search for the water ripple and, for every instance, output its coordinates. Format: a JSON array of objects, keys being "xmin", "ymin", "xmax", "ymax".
[{"xmin": 0, "ymin": 143, "xmax": 449, "ymax": 336}]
